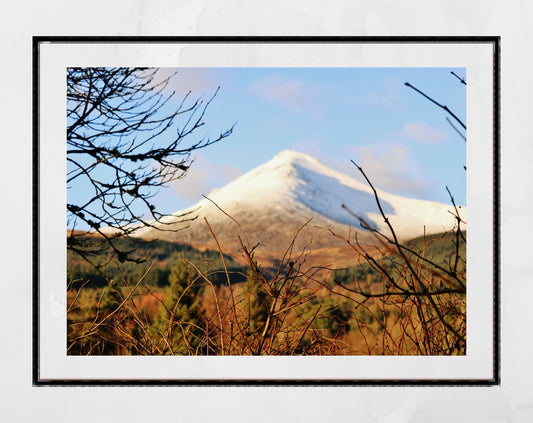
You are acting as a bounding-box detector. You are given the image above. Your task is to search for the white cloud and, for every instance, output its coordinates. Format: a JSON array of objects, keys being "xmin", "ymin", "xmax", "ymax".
[
  {"xmin": 249, "ymin": 75, "xmax": 323, "ymax": 117},
  {"xmin": 400, "ymin": 121, "xmax": 448, "ymax": 144},
  {"xmin": 171, "ymin": 153, "xmax": 241, "ymax": 204},
  {"xmin": 348, "ymin": 143, "xmax": 430, "ymax": 198}
]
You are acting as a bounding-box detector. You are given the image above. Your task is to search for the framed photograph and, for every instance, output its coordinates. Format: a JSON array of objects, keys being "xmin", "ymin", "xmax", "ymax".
[{"xmin": 33, "ymin": 36, "xmax": 499, "ymax": 385}]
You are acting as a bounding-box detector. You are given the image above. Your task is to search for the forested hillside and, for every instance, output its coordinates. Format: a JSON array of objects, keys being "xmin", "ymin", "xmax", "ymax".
[
  {"xmin": 332, "ymin": 231, "xmax": 466, "ymax": 286},
  {"xmin": 67, "ymin": 236, "xmax": 247, "ymax": 288}
]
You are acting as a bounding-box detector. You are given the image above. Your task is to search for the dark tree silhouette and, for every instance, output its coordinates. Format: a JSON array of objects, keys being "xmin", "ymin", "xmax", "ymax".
[{"xmin": 67, "ymin": 67, "xmax": 234, "ymax": 263}]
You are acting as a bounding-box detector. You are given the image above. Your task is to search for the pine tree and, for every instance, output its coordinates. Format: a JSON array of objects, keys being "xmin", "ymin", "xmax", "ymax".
[{"xmin": 160, "ymin": 256, "xmax": 205, "ymax": 354}]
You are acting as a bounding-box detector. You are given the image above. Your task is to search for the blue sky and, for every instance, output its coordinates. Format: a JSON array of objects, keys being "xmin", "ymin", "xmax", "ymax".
[
  {"xmin": 153, "ymin": 67, "xmax": 466, "ymax": 212},
  {"xmin": 68, "ymin": 67, "xmax": 467, "ymax": 227}
]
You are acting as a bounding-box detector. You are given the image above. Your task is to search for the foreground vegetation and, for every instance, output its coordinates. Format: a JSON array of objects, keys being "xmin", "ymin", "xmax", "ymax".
[{"xmin": 67, "ymin": 222, "xmax": 466, "ymax": 355}]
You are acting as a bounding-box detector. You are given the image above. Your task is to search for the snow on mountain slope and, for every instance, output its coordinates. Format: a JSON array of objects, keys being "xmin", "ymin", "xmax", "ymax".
[{"xmin": 135, "ymin": 150, "xmax": 465, "ymax": 249}]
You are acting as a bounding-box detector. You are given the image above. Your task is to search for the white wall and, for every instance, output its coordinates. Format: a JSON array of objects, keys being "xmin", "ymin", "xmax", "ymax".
[{"xmin": 1, "ymin": 1, "xmax": 531, "ymax": 421}]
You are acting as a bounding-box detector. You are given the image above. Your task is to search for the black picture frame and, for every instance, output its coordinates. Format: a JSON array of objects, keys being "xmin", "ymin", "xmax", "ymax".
[{"xmin": 33, "ymin": 36, "xmax": 500, "ymax": 386}]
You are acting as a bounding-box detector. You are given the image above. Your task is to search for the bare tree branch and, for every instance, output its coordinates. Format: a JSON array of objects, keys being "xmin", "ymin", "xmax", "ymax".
[
  {"xmin": 67, "ymin": 67, "xmax": 234, "ymax": 262},
  {"xmin": 404, "ymin": 82, "xmax": 466, "ymax": 130}
]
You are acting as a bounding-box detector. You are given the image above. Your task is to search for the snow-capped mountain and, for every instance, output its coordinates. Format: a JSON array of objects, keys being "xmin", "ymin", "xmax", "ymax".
[{"xmin": 135, "ymin": 150, "xmax": 465, "ymax": 257}]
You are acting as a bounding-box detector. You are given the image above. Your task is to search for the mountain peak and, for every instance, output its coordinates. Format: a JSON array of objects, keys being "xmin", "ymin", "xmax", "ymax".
[
  {"xmin": 268, "ymin": 149, "xmax": 321, "ymax": 167},
  {"xmin": 136, "ymin": 149, "xmax": 465, "ymax": 245},
  {"xmin": 273, "ymin": 149, "xmax": 315, "ymax": 160}
]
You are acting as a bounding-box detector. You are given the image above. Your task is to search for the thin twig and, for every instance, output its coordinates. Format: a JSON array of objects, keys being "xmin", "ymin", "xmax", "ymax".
[
  {"xmin": 450, "ymin": 71, "xmax": 467, "ymax": 85},
  {"xmin": 405, "ymin": 82, "xmax": 466, "ymax": 130}
]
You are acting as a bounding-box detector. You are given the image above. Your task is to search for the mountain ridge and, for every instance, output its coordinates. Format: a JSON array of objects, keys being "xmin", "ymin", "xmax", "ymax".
[{"xmin": 133, "ymin": 150, "xmax": 465, "ymax": 262}]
